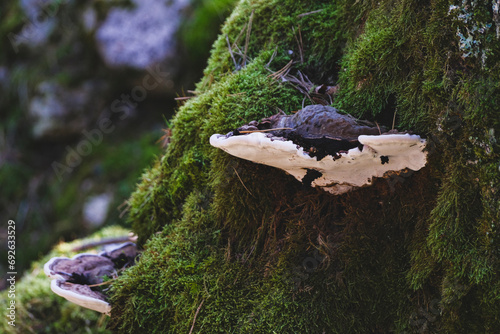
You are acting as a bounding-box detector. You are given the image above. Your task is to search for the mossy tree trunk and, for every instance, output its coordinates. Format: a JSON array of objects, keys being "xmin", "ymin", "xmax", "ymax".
[{"xmin": 109, "ymin": 1, "xmax": 500, "ymax": 333}]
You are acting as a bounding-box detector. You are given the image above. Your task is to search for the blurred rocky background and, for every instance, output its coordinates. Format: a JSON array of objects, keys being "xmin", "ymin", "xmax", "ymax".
[{"xmin": 0, "ymin": 0, "xmax": 236, "ymax": 289}]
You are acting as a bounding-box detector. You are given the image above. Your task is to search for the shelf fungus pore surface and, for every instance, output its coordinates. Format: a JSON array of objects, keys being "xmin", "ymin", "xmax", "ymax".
[{"xmin": 210, "ymin": 105, "xmax": 427, "ymax": 195}]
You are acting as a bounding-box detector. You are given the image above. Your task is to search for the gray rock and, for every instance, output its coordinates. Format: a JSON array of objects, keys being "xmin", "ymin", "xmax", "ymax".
[
  {"xmin": 83, "ymin": 193, "xmax": 113, "ymax": 227},
  {"xmin": 95, "ymin": 0, "xmax": 190, "ymax": 69},
  {"xmin": 82, "ymin": 6, "xmax": 97, "ymax": 32},
  {"xmin": 29, "ymin": 80, "xmax": 106, "ymax": 139},
  {"xmin": 18, "ymin": 0, "xmax": 58, "ymax": 48}
]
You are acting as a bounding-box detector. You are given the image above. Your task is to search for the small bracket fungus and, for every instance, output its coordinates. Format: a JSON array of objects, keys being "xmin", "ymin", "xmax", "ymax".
[
  {"xmin": 44, "ymin": 242, "xmax": 137, "ymax": 315},
  {"xmin": 210, "ymin": 105, "xmax": 427, "ymax": 195}
]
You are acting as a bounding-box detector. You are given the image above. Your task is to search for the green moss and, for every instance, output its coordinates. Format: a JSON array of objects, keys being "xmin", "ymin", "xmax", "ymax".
[
  {"xmin": 110, "ymin": 0, "xmax": 500, "ymax": 332},
  {"xmin": 335, "ymin": 0, "xmax": 451, "ymax": 132},
  {"xmin": 128, "ymin": 54, "xmax": 304, "ymax": 246}
]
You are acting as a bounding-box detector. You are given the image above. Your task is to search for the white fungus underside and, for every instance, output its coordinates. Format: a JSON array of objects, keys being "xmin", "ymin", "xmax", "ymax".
[
  {"xmin": 210, "ymin": 133, "xmax": 427, "ymax": 194},
  {"xmin": 44, "ymin": 243, "xmax": 136, "ymax": 316},
  {"xmin": 51, "ymin": 279, "xmax": 111, "ymax": 315},
  {"xmin": 44, "ymin": 253, "xmax": 112, "ymax": 315}
]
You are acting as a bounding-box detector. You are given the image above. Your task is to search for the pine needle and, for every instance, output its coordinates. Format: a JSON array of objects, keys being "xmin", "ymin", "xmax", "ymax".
[
  {"xmin": 87, "ymin": 280, "xmax": 114, "ymax": 288},
  {"xmin": 268, "ymin": 59, "xmax": 294, "ymax": 80},
  {"xmin": 232, "ymin": 167, "xmax": 253, "ymax": 196},
  {"xmin": 226, "ymin": 34, "xmax": 238, "ymax": 69},
  {"xmin": 292, "ymin": 25, "xmax": 304, "ymax": 63},
  {"xmin": 242, "ymin": 10, "xmax": 255, "ymax": 67}
]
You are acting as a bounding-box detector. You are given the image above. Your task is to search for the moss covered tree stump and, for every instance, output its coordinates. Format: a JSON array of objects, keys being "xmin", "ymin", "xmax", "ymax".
[{"xmin": 109, "ymin": 1, "xmax": 500, "ymax": 332}]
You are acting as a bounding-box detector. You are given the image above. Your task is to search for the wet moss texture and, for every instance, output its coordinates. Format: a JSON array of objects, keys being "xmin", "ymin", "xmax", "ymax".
[{"xmin": 110, "ymin": 0, "xmax": 500, "ymax": 333}]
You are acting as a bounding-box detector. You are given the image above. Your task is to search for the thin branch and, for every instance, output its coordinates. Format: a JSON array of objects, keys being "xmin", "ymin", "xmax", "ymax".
[
  {"xmin": 297, "ymin": 9, "xmax": 324, "ymax": 18},
  {"xmin": 189, "ymin": 299, "xmax": 205, "ymax": 334},
  {"xmin": 175, "ymin": 90, "xmax": 199, "ymax": 102},
  {"xmin": 238, "ymin": 127, "xmax": 292, "ymax": 133},
  {"xmin": 71, "ymin": 235, "xmax": 137, "ymax": 252},
  {"xmin": 242, "ymin": 10, "xmax": 255, "ymax": 67},
  {"xmin": 174, "ymin": 96, "xmax": 195, "ymax": 101}
]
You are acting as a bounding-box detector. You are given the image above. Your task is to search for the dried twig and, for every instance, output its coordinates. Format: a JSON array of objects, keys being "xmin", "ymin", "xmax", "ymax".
[
  {"xmin": 285, "ymin": 71, "xmax": 314, "ymax": 103},
  {"xmin": 297, "ymin": 9, "xmax": 324, "ymax": 18},
  {"xmin": 292, "ymin": 25, "xmax": 304, "ymax": 64},
  {"xmin": 71, "ymin": 235, "xmax": 137, "ymax": 252},
  {"xmin": 87, "ymin": 280, "xmax": 114, "ymax": 288},
  {"xmin": 297, "ymin": 71, "xmax": 313, "ymax": 86},
  {"xmin": 174, "ymin": 96, "xmax": 194, "ymax": 101},
  {"xmin": 175, "ymin": 90, "xmax": 198, "ymax": 101},
  {"xmin": 238, "ymin": 127, "xmax": 292, "ymax": 134},
  {"xmin": 189, "ymin": 299, "xmax": 205, "ymax": 334},
  {"xmin": 268, "ymin": 54, "xmax": 337, "ymax": 106},
  {"xmin": 226, "ymin": 11, "xmax": 255, "ymax": 71},
  {"xmin": 242, "ymin": 10, "xmax": 255, "ymax": 67},
  {"xmin": 268, "ymin": 59, "xmax": 294, "ymax": 80}
]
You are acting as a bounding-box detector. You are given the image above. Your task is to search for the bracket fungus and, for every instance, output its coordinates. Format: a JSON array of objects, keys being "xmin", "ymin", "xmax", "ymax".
[
  {"xmin": 44, "ymin": 242, "xmax": 137, "ymax": 315},
  {"xmin": 210, "ymin": 105, "xmax": 427, "ymax": 194}
]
